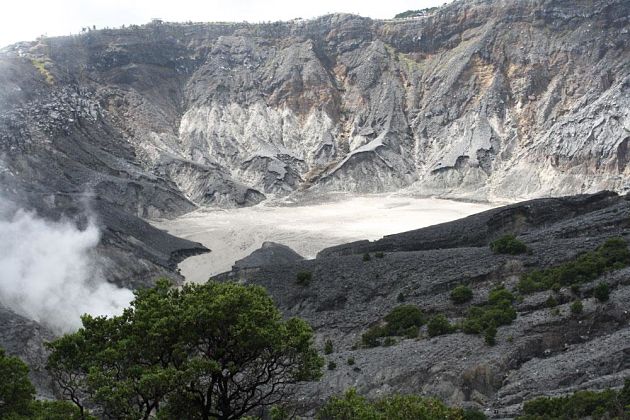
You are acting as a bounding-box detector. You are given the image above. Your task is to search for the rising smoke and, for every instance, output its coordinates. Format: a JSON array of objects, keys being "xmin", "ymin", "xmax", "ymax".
[{"xmin": 0, "ymin": 200, "xmax": 134, "ymax": 333}]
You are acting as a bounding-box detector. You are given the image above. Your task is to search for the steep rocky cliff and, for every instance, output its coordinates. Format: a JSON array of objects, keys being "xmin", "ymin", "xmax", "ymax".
[{"xmin": 1, "ymin": 0, "xmax": 628, "ymax": 219}]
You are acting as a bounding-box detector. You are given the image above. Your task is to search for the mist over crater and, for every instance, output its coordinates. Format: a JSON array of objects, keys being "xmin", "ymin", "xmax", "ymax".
[{"xmin": 0, "ymin": 200, "xmax": 133, "ymax": 333}]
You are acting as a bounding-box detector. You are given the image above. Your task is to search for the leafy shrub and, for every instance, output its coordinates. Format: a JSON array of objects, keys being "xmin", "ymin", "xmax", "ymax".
[
  {"xmin": 317, "ymin": 388, "xmax": 477, "ymax": 419},
  {"xmin": 490, "ymin": 234, "xmax": 528, "ymax": 255},
  {"xmin": 324, "ymin": 339, "xmax": 333, "ymax": 355},
  {"xmin": 488, "ymin": 287, "xmax": 515, "ymax": 305},
  {"xmin": 518, "ymin": 237, "xmax": 629, "ymax": 293},
  {"xmin": 427, "ymin": 314, "xmax": 455, "ymax": 337},
  {"xmin": 570, "ymin": 300, "xmax": 583, "ymax": 314},
  {"xmin": 462, "ymin": 287, "xmax": 517, "ymax": 342},
  {"xmin": 593, "ymin": 282, "xmax": 610, "ymax": 302},
  {"xmin": 0, "ymin": 347, "xmax": 34, "ymax": 418},
  {"xmin": 328, "ymin": 361, "xmax": 337, "ymax": 370},
  {"xmin": 361, "ymin": 326, "xmax": 386, "ymax": 348},
  {"xmin": 403, "ymin": 326, "xmax": 420, "ymax": 339},
  {"xmin": 517, "ymin": 379, "xmax": 630, "ymax": 419},
  {"xmin": 375, "ymin": 252, "xmax": 385, "ymax": 258},
  {"xmin": 383, "ymin": 305, "xmax": 425, "ymax": 335},
  {"xmin": 0, "ymin": 347, "xmax": 88, "ymax": 420},
  {"xmin": 347, "ymin": 357, "xmax": 355, "ymax": 366},
  {"xmin": 363, "ymin": 253, "xmax": 371, "ymax": 261},
  {"xmin": 451, "ymin": 285, "xmax": 474, "ymax": 304},
  {"xmin": 383, "ymin": 337, "xmax": 396, "ymax": 347},
  {"xmin": 296, "ymin": 271, "xmax": 312, "ymax": 286},
  {"xmin": 546, "ymin": 295, "xmax": 558, "ymax": 308},
  {"xmin": 362, "ymin": 305, "xmax": 426, "ymax": 347},
  {"xmin": 461, "ymin": 318, "xmax": 483, "ymax": 334},
  {"xmin": 396, "ymin": 292, "xmax": 405, "ymax": 302}
]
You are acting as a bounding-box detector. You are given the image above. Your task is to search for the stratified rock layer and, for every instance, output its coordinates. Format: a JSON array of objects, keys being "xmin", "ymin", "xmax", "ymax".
[{"xmin": 1, "ymin": 0, "xmax": 628, "ymax": 218}]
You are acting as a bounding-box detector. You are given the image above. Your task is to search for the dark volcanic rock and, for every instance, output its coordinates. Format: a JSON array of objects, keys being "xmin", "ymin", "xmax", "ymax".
[
  {"xmin": 317, "ymin": 190, "xmax": 621, "ymax": 257},
  {"xmin": 0, "ymin": 0, "xmax": 629, "ymax": 414},
  {"xmin": 1, "ymin": 0, "xmax": 628, "ymax": 285},
  {"xmin": 0, "ymin": 305, "xmax": 55, "ymax": 399},
  {"xmin": 220, "ymin": 192, "xmax": 630, "ymax": 417},
  {"xmin": 1, "ymin": 0, "xmax": 629, "ymax": 216},
  {"xmin": 232, "ymin": 241, "xmax": 304, "ymax": 270}
]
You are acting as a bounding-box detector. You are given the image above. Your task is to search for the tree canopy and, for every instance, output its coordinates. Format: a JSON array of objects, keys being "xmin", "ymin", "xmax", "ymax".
[
  {"xmin": 46, "ymin": 280, "xmax": 323, "ymax": 420},
  {"xmin": 0, "ymin": 347, "xmax": 84, "ymax": 420},
  {"xmin": 0, "ymin": 347, "xmax": 35, "ymax": 418}
]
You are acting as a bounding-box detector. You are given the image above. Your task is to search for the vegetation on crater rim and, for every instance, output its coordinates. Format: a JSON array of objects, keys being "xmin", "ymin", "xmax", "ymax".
[
  {"xmin": 516, "ymin": 379, "xmax": 630, "ymax": 420},
  {"xmin": 490, "ymin": 234, "xmax": 528, "ymax": 255},
  {"xmin": 517, "ymin": 237, "xmax": 629, "ymax": 293}
]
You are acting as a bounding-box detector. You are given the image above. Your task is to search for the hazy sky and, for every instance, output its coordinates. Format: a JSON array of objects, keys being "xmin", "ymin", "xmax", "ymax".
[{"xmin": 1, "ymin": 0, "xmax": 452, "ymax": 48}]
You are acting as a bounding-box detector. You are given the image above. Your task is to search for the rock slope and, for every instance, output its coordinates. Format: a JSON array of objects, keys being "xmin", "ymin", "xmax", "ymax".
[
  {"xmin": 219, "ymin": 191, "xmax": 630, "ymax": 417},
  {"xmin": 0, "ymin": 0, "xmax": 629, "ymax": 412},
  {"xmin": 1, "ymin": 0, "xmax": 628, "ymax": 220}
]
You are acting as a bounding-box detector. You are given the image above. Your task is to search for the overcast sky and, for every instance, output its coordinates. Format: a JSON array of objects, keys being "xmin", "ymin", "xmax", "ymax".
[{"xmin": 1, "ymin": 0, "xmax": 452, "ymax": 48}]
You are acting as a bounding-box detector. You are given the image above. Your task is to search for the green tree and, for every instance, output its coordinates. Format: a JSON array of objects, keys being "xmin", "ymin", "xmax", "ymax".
[
  {"xmin": 0, "ymin": 347, "xmax": 86, "ymax": 420},
  {"xmin": 47, "ymin": 280, "xmax": 323, "ymax": 420},
  {"xmin": 461, "ymin": 286, "xmax": 517, "ymax": 337},
  {"xmin": 29, "ymin": 400, "xmax": 87, "ymax": 420},
  {"xmin": 0, "ymin": 347, "xmax": 35, "ymax": 418}
]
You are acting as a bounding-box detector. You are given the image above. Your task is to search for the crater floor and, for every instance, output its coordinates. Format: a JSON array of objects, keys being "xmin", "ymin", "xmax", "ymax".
[{"xmin": 153, "ymin": 194, "xmax": 493, "ymax": 282}]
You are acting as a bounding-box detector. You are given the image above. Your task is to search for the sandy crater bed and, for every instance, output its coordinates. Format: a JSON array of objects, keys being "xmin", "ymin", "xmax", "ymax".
[{"xmin": 153, "ymin": 194, "xmax": 494, "ymax": 282}]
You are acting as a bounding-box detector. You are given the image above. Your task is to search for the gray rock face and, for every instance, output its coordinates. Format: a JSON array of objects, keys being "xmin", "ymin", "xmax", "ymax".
[
  {"xmin": 0, "ymin": 305, "xmax": 55, "ymax": 398},
  {"xmin": 0, "ymin": 0, "xmax": 628, "ymax": 288},
  {"xmin": 219, "ymin": 192, "xmax": 630, "ymax": 417},
  {"xmin": 0, "ymin": 75, "xmax": 209, "ymax": 287},
  {"xmin": 232, "ymin": 241, "xmax": 304, "ymax": 270},
  {"xmin": 1, "ymin": 0, "xmax": 629, "ymax": 220}
]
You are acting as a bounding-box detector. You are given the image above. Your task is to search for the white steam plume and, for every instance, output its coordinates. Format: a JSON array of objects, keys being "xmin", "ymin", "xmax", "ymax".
[{"xmin": 0, "ymin": 205, "xmax": 134, "ymax": 333}]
